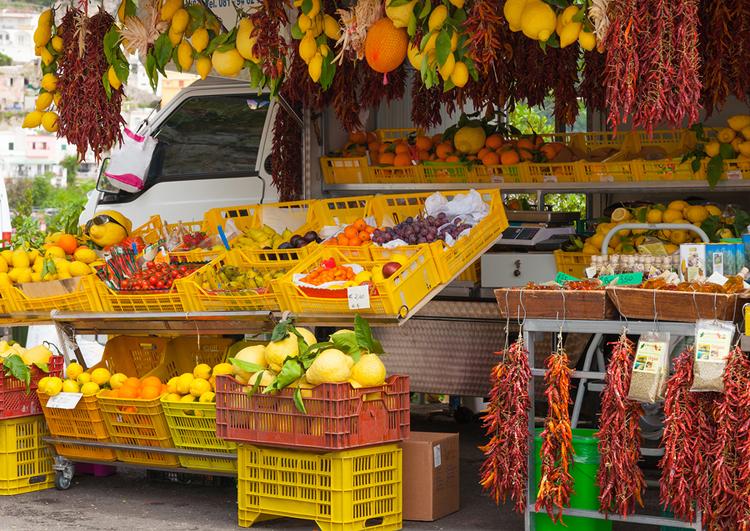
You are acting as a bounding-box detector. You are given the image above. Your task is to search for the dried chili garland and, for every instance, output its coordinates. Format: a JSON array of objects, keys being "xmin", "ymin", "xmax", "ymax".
[
  {"xmin": 57, "ymin": 8, "xmax": 123, "ymax": 160},
  {"xmin": 270, "ymin": 104, "xmax": 302, "ymax": 201},
  {"xmin": 465, "ymin": 0, "xmax": 504, "ymax": 76},
  {"xmin": 512, "ymin": 35, "xmax": 552, "ymax": 109},
  {"xmin": 535, "ymin": 343, "xmax": 574, "ymax": 523},
  {"xmin": 549, "ymin": 45, "xmax": 580, "ymax": 127},
  {"xmin": 331, "ymin": 60, "xmax": 362, "ymax": 132},
  {"xmin": 250, "ymin": 0, "xmax": 289, "ymax": 91},
  {"xmin": 699, "ymin": 0, "xmax": 737, "ymax": 116},
  {"xmin": 479, "ymin": 337, "xmax": 532, "ymax": 514},
  {"xmin": 580, "ymin": 50, "xmax": 607, "ymax": 115},
  {"xmin": 596, "ymin": 334, "xmax": 645, "ymax": 517},
  {"xmin": 411, "ymin": 76, "xmax": 444, "ymax": 130},
  {"xmin": 669, "ymin": 0, "xmax": 701, "ymax": 127},
  {"xmin": 604, "ymin": 0, "xmax": 639, "ymax": 130}
]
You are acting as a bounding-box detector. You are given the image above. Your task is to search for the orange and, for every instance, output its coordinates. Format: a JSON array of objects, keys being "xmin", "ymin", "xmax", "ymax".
[
  {"xmin": 445, "ymin": 155, "xmax": 460, "ymax": 162},
  {"xmin": 481, "ymin": 151, "xmax": 500, "ymax": 165},
  {"xmin": 344, "ymin": 226, "xmax": 359, "ymax": 239},
  {"xmin": 353, "ymin": 218, "xmax": 367, "ymax": 230},
  {"xmin": 368, "ymin": 141, "xmax": 380, "ymax": 153},
  {"xmin": 519, "ymin": 149, "xmax": 534, "ymax": 161},
  {"xmin": 140, "ymin": 385, "xmax": 161, "ymax": 399},
  {"xmin": 366, "ymin": 131, "xmax": 378, "ymax": 143},
  {"xmin": 393, "ymin": 153, "xmax": 412, "ymax": 166},
  {"xmin": 431, "ymin": 133, "xmax": 443, "ymax": 145},
  {"xmin": 485, "ymin": 134, "xmax": 504, "ymax": 150},
  {"xmin": 517, "ymin": 138, "xmax": 535, "ymax": 151},
  {"xmin": 415, "ymin": 136, "xmax": 432, "ymax": 151},
  {"xmin": 365, "ymin": 226, "xmax": 375, "ymax": 234},
  {"xmin": 379, "ymin": 152, "xmax": 395, "ymax": 165},
  {"xmin": 500, "ymin": 150, "xmax": 520, "ymax": 165},
  {"xmin": 417, "ymin": 149, "xmax": 431, "ymax": 161},
  {"xmin": 349, "ymin": 237, "xmax": 362, "ymax": 246},
  {"xmin": 477, "ymin": 147, "xmax": 491, "ymax": 159},
  {"xmin": 337, "ymin": 234, "xmax": 349, "ymax": 245},
  {"xmin": 118, "ymin": 386, "xmax": 137, "ymax": 399},
  {"xmin": 56, "ymin": 234, "xmax": 78, "ymax": 255},
  {"xmin": 534, "ymin": 136, "xmax": 545, "ymax": 147},
  {"xmin": 364, "ymin": 18, "xmax": 408, "ymax": 74},
  {"xmin": 435, "ymin": 143, "xmax": 452, "ymax": 160},
  {"xmin": 349, "ymin": 131, "xmax": 367, "ymax": 144},
  {"xmin": 378, "ymin": 142, "xmax": 389, "ymax": 153},
  {"xmin": 394, "ymin": 143, "xmax": 410, "ymax": 155},
  {"xmin": 141, "ymin": 376, "xmax": 162, "ymax": 388},
  {"xmin": 359, "ymin": 230, "xmax": 371, "ymax": 241},
  {"xmin": 370, "ymin": 152, "xmax": 380, "ymax": 164},
  {"xmin": 540, "ymin": 144, "xmax": 557, "ymax": 161}
]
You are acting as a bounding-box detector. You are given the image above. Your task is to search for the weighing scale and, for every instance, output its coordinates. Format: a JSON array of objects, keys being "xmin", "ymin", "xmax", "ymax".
[{"xmin": 496, "ymin": 211, "xmax": 580, "ymax": 250}]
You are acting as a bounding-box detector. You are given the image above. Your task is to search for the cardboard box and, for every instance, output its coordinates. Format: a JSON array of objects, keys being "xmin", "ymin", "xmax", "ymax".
[{"xmin": 401, "ymin": 431, "xmax": 459, "ymax": 521}]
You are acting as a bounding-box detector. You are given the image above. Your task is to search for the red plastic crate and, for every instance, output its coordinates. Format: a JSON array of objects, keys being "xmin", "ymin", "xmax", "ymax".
[
  {"xmin": 0, "ymin": 356, "xmax": 63, "ymax": 420},
  {"xmin": 215, "ymin": 374, "xmax": 410, "ymax": 450}
]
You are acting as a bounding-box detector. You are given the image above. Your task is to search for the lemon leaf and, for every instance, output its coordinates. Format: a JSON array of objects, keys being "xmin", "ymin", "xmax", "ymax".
[
  {"xmin": 114, "ymin": 58, "xmax": 129, "ymax": 84},
  {"xmin": 418, "ymin": 0, "xmax": 431, "ymax": 19},
  {"xmin": 154, "ymin": 33, "xmax": 173, "ymax": 70},
  {"xmin": 271, "ymin": 318, "xmax": 293, "ymax": 342},
  {"xmin": 102, "ymin": 26, "xmax": 120, "ymax": 65},
  {"xmin": 354, "ymin": 315, "xmax": 377, "ymax": 354},
  {"xmin": 246, "ymin": 371, "xmax": 264, "ymax": 398},
  {"xmin": 291, "ymin": 21, "xmax": 303, "ymax": 39},
  {"xmin": 706, "ymin": 155, "xmax": 723, "ymax": 187},
  {"xmin": 407, "ymin": 12, "xmax": 417, "ymax": 37},
  {"xmin": 229, "ymin": 357, "xmax": 265, "ymax": 374},
  {"xmin": 3, "ymin": 355, "xmax": 31, "ymax": 392},
  {"xmin": 435, "ymin": 29, "xmax": 451, "ymax": 65},
  {"xmin": 301, "ymin": 0, "xmax": 312, "ymax": 14},
  {"xmin": 33, "ymin": 361, "xmax": 49, "ymax": 373},
  {"xmin": 101, "ymin": 69, "xmax": 112, "ymax": 100},
  {"xmin": 719, "ymin": 143, "xmax": 736, "ymax": 160},
  {"xmin": 293, "ymin": 387, "xmax": 307, "ymax": 414},
  {"xmin": 124, "ymin": 0, "xmax": 137, "ymax": 18}
]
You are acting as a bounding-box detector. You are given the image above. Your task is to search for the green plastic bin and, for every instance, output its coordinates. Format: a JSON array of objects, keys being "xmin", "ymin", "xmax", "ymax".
[{"xmin": 534, "ymin": 428, "xmax": 612, "ymax": 531}]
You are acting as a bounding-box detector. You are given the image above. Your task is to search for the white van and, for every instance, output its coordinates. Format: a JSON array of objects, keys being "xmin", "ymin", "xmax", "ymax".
[{"xmin": 81, "ymin": 77, "xmax": 280, "ymax": 228}]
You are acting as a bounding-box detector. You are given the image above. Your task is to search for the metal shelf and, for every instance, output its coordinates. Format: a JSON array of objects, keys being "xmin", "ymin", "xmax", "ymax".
[{"xmin": 0, "ymin": 312, "xmax": 54, "ymax": 326}]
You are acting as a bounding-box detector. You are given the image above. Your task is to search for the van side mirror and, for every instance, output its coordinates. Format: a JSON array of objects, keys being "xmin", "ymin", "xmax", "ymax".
[{"xmin": 96, "ymin": 158, "xmax": 118, "ymax": 193}]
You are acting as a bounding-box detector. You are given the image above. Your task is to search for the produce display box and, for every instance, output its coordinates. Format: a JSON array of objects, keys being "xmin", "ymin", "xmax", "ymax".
[
  {"xmin": 97, "ymin": 392, "xmax": 178, "ymax": 467},
  {"xmin": 310, "ymin": 195, "xmax": 371, "ymax": 228},
  {"xmin": 94, "ymin": 276, "xmax": 187, "ymax": 313},
  {"xmin": 142, "ymin": 336, "xmax": 234, "ymax": 382},
  {"xmin": 237, "ymin": 443, "xmax": 402, "ymax": 530},
  {"xmin": 367, "ymin": 189, "xmax": 507, "ymax": 283},
  {"xmin": 606, "ymin": 286, "xmax": 744, "ymax": 323},
  {"xmin": 215, "ymin": 375, "xmax": 410, "ymax": 451},
  {"xmin": 37, "ymin": 393, "xmax": 116, "ymax": 462},
  {"xmin": 132, "ymin": 216, "xmax": 217, "ymax": 263},
  {"xmin": 320, "ymin": 156, "xmax": 370, "ymax": 184},
  {"xmin": 0, "ymin": 355, "xmax": 63, "ymax": 420},
  {"xmin": 279, "ymin": 246, "xmax": 441, "ymax": 316},
  {"xmin": 176, "ymin": 249, "xmax": 289, "ymax": 313},
  {"xmin": 554, "ymin": 250, "xmax": 592, "ymax": 279},
  {"xmin": 0, "ymin": 415, "xmax": 54, "ymax": 495},
  {"xmin": 88, "ymin": 335, "xmax": 168, "ymax": 378},
  {"xmin": 495, "ymin": 288, "xmax": 617, "ymax": 320},
  {"xmin": 6, "ymin": 275, "xmax": 102, "ymax": 314},
  {"xmin": 161, "ymin": 397, "xmax": 236, "ymax": 473}
]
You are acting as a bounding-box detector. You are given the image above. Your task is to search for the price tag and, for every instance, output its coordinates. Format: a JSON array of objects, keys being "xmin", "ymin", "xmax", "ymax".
[
  {"xmin": 599, "ymin": 272, "xmax": 643, "ymax": 286},
  {"xmin": 554, "ymin": 272, "xmax": 580, "ymax": 284},
  {"xmin": 600, "ymin": 175, "xmax": 615, "ymax": 183},
  {"xmin": 727, "ymin": 169, "xmax": 743, "ymax": 180},
  {"xmin": 543, "ymin": 175, "xmax": 558, "ymax": 183},
  {"xmin": 46, "ymin": 392, "xmax": 83, "ymax": 410},
  {"xmin": 347, "ymin": 285, "xmax": 370, "ymax": 310},
  {"xmin": 491, "ymin": 175, "xmax": 504, "ymax": 184},
  {"xmin": 585, "ymin": 266, "xmax": 597, "ymax": 278},
  {"xmin": 433, "ymin": 444, "xmax": 442, "ymax": 468}
]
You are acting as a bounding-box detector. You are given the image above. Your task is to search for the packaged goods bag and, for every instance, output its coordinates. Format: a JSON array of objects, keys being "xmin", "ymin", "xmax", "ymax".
[
  {"xmin": 627, "ymin": 332, "xmax": 670, "ymax": 403},
  {"xmin": 691, "ymin": 319, "xmax": 735, "ymax": 392},
  {"xmin": 105, "ymin": 128, "xmax": 157, "ymax": 193}
]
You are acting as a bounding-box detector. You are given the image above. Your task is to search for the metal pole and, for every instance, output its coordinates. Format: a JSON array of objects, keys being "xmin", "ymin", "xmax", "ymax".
[{"xmin": 524, "ymin": 327, "xmax": 536, "ymax": 531}]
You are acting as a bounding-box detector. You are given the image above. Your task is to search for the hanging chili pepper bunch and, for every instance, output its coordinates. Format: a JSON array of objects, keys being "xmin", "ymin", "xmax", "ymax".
[
  {"xmin": 479, "ymin": 336, "xmax": 532, "ymax": 514},
  {"xmin": 535, "ymin": 341, "xmax": 574, "ymax": 523},
  {"xmin": 596, "ymin": 334, "xmax": 646, "ymax": 517}
]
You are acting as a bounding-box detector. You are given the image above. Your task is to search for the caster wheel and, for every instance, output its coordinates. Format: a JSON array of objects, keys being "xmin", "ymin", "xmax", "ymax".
[
  {"xmin": 453, "ymin": 406, "xmax": 474, "ymax": 424},
  {"xmin": 55, "ymin": 471, "xmax": 72, "ymax": 490}
]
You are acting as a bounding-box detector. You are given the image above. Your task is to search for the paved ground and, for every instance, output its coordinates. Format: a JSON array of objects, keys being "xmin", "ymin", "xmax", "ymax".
[{"xmin": 0, "ymin": 413, "xmax": 662, "ymax": 531}]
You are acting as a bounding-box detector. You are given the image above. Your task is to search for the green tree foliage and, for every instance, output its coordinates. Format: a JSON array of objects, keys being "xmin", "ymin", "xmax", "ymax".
[
  {"xmin": 60, "ymin": 155, "xmax": 78, "ymax": 188},
  {"xmin": 0, "ymin": 52, "xmax": 11, "ymax": 66},
  {"xmin": 508, "ymin": 103, "xmax": 555, "ymax": 135}
]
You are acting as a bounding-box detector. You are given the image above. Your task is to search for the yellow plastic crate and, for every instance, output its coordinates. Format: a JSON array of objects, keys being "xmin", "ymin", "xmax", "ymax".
[
  {"xmin": 579, "ymin": 151, "xmax": 640, "ymax": 182},
  {"xmin": 369, "ymin": 164, "xmax": 425, "ymax": 183},
  {"xmin": 320, "ymin": 156, "xmax": 369, "ymax": 184},
  {"xmin": 142, "ymin": 336, "xmax": 234, "ymax": 382},
  {"xmin": 8, "ymin": 274, "xmax": 102, "ymax": 313},
  {"xmin": 375, "ymin": 127, "xmax": 421, "ymax": 142},
  {"xmin": 310, "ymin": 196, "xmax": 371, "ymax": 229},
  {"xmin": 422, "ymin": 162, "xmax": 474, "ymax": 184},
  {"xmin": 554, "ymin": 250, "xmax": 591, "ymax": 279},
  {"xmin": 367, "ymin": 189, "xmax": 507, "ymax": 283},
  {"xmin": 204, "ymin": 199, "xmax": 313, "ymax": 235},
  {"xmin": 94, "ymin": 277, "xmax": 187, "ymax": 313},
  {"xmin": 744, "ymin": 304, "xmax": 750, "ymax": 336},
  {"xmin": 177, "ymin": 249, "xmax": 289, "ymax": 313},
  {"xmin": 525, "ymin": 161, "xmax": 581, "ymax": 183},
  {"xmin": 637, "ymin": 158, "xmax": 696, "ymax": 181},
  {"xmin": 130, "ymin": 216, "xmax": 217, "ymax": 263},
  {"xmin": 0, "ymin": 415, "xmax": 53, "ymax": 495},
  {"xmin": 161, "ymin": 397, "xmax": 236, "ymax": 472},
  {"xmin": 237, "ymin": 443, "xmax": 402, "ymax": 530},
  {"xmin": 90, "ymin": 335, "xmax": 168, "ymax": 377},
  {"xmin": 97, "ymin": 392, "xmax": 178, "ymax": 467},
  {"xmin": 472, "ymin": 163, "xmax": 529, "ymax": 183},
  {"xmin": 130, "ymin": 214, "xmax": 164, "ymax": 244},
  {"xmin": 279, "ymin": 245, "xmax": 441, "ymax": 317},
  {"xmin": 37, "ymin": 393, "xmax": 116, "ymax": 462}
]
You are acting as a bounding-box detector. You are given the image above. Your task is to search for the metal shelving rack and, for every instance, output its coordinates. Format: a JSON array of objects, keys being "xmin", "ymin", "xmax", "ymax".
[{"xmin": 522, "ymin": 318, "xmax": 702, "ymax": 531}]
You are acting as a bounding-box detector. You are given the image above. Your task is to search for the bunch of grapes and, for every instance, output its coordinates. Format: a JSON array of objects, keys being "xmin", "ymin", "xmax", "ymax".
[{"xmin": 371, "ymin": 213, "xmax": 472, "ymax": 245}]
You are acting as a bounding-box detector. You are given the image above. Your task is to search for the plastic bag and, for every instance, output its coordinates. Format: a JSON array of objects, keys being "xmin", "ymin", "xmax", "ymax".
[
  {"xmin": 628, "ymin": 331, "xmax": 670, "ymax": 403},
  {"xmin": 424, "ymin": 189, "xmax": 489, "ymax": 225},
  {"xmin": 691, "ymin": 319, "xmax": 735, "ymax": 392},
  {"xmin": 105, "ymin": 128, "xmax": 157, "ymax": 193}
]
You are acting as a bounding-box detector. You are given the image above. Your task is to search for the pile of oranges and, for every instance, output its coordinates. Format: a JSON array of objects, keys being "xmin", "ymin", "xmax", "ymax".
[
  {"xmin": 100, "ymin": 375, "xmax": 166, "ymax": 400},
  {"xmin": 326, "ymin": 218, "xmax": 376, "ymax": 246}
]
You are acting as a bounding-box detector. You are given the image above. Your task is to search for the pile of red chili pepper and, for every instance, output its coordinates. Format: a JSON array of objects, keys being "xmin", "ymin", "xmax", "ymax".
[
  {"xmin": 479, "ymin": 336, "xmax": 532, "ymax": 514},
  {"xmin": 535, "ymin": 345, "xmax": 574, "ymax": 523},
  {"xmin": 596, "ymin": 334, "xmax": 646, "ymax": 516}
]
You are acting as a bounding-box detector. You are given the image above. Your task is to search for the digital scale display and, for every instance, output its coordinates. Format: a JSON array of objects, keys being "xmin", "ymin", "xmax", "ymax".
[{"xmin": 501, "ymin": 227, "xmax": 541, "ymax": 240}]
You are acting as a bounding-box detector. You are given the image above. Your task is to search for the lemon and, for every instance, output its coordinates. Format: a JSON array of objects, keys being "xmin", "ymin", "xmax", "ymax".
[
  {"xmin": 685, "ymin": 205, "xmax": 709, "ymax": 224},
  {"xmin": 77, "ymin": 372, "xmax": 91, "ymax": 385},
  {"xmin": 308, "ymin": 53, "xmax": 323, "ymax": 82},
  {"xmin": 578, "ymin": 30, "xmax": 596, "ymax": 51},
  {"xmin": 520, "ymin": 1, "xmax": 556, "ymax": 41},
  {"xmin": 557, "ymin": 5, "xmax": 579, "ymax": 30},
  {"xmin": 705, "ymin": 141, "xmax": 721, "ymax": 158},
  {"xmin": 438, "ymin": 52, "xmax": 455, "ymax": 80},
  {"xmin": 193, "ymin": 363, "xmax": 211, "ymax": 380},
  {"xmin": 503, "ymin": 0, "xmax": 528, "ymax": 31},
  {"xmin": 661, "ymin": 209, "xmax": 684, "ymax": 223},
  {"xmin": 196, "ymin": 55, "xmax": 212, "ymax": 79},
  {"xmin": 582, "ymin": 244, "xmax": 599, "ymax": 255},
  {"xmin": 177, "ymin": 40, "xmax": 194, "ymax": 71},
  {"xmin": 233, "ymin": 345, "xmax": 268, "ymax": 380},
  {"xmin": 450, "ymin": 61, "xmax": 469, "ymax": 88},
  {"xmin": 191, "ymin": 27, "xmax": 209, "ymax": 53},
  {"xmin": 22, "ymin": 111, "xmax": 43, "ymax": 129},
  {"xmin": 298, "ymin": 13, "xmax": 312, "ymax": 32},
  {"xmin": 717, "ymin": 128, "xmax": 736, "ymax": 144},
  {"xmin": 319, "ymin": 43, "xmax": 330, "ymax": 57},
  {"xmin": 160, "ymin": 0, "xmax": 182, "ymax": 21},
  {"xmin": 168, "ymin": 26, "xmax": 183, "ymax": 46},
  {"xmin": 110, "ymin": 373, "xmax": 127, "ymax": 389},
  {"xmin": 81, "ymin": 382, "xmax": 100, "ymax": 396},
  {"xmin": 66, "ymin": 362, "xmax": 84, "ymax": 380},
  {"xmin": 38, "ymin": 9, "xmax": 53, "ymax": 29},
  {"xmin": 171, "ymin": 8, "xmax": 189, "ymax": 32},
  {"xmin": 610, "ymin": 207, "xmax": 631, "ymax": 223},
  {"xmin": 350, "ymin": 354, "xmax": 386, "ymax": 387},
  {"xmin": 212, "ymin": 362, "xmax": 233, "ymax": 376},
  {"xmin": 236, "ymin": 19, "xmax": 260, "ymax": 62},
  {"xmin": 40, "ymin": 47, "xmax": 54, "ymax": 66},
  {"xmin": 407, "ymin": 44, "xmax": 424, "ymax": 70},
  {"xmin": 588, "ymin": 233, "xmax": 604, "ymax": 249},
  {"xmin": 428, "ymin": 5, "xmax": 449, "ymax": 31},
  {"xmin": 180, "ymin": 394, "xmax": 196, "ymax": 403},
  {"xmin": 16, "ymin": 268, "xmax": 32, "ymax": 283},
  {"xmin": 559, "ymin": 21, "xmax": 581, "ymax": 48},
  {"xmin": 189, "ymin": 377, "xmax": 211, "ymax": 397},
  {"xmin": 646, "ymin": 209, "xmax": 663, "ymax": 223},
  {"xmin": 667, "ymin": 200, "xmax": 689, "ymax": 212},
  {"xmin": 69, "ymin": 261, "xmax": 91, "ymax": 277},
  {"xmin": 38, "ymin": 376, "xmax": 51, "ymax": 393},
  {"xmin": 706, "ymin": 205, "xmax": 722, "ymax": 217},
  {"xmin": 299, "ymin": 32, "xmax": 317, "ymax": 63},
  {"xmin": 670, "ymin": 230, "xmax": 690, "ymax": 244},
  {"xmin": 166, "ymin": 376, "xmax": 179, "ymax": 394},
  {"xmin": 36, "ymin": 92, "xmax": 53, "ymax": 111},
  {"xmin": 45, "ymin": 377, "xmax": 63, "ymax": 396},
  {"xmin": 177, "ymin": 373, "xmax": 194, "ymax": 394},
  {"xmin": 323, "ymin": 14, "xmax": 341, "ymax": 39},
  {"xmin": 1, "ymin": 250, "xmax": 13, "ymax": 266},
  {"xmin": 91, "ymin": 368, "xmax": 111, "ymax": 386},
  {"xmin": 453, "ymin": 126, "xmax": 486, "ymax": 154},
  {"xmin": 33, "ymin": 23, "xmax": 51, "ymax": 48},
  {"xmin": 73, "ymin": 247, "xmax": 97, "ymax": 264},
  {"xmin": 165, "ymin": 392, "xmax": 182, "ymax": 401},
  {"xmin": 0, "ymin": 261, "xmax": 7, "ymax": 274},
  {"xmin": 728, "ymin": 115, "xmax": 750, "ymax": 132},
  {"xmin": 41, "ymin": 73, "xmax": 58, "ymax": 92},
  {"xmin": 423, "ymin": 31, "xmax": 438, "ymax": 53},
  {"xmin": 62, "ymin": 379, "xmax": 80, "ymax": 393},
  {"xmin": 45, "ymin": 246, "xmax": 65, "ymax": 259},
  {"xmin": 212, "ymin": 48, "xmax": 244, "ymax": 76},
  {"xmin": 305, "ymin": 348, "xmax": 352, "ymax": 385},
  {"xmin": 264, "ymin": 334, "xmax": 298, "ymax": 368},
  {"xmin": 199, "ymin": 391, "xmax": 215, "ymax": 403}
]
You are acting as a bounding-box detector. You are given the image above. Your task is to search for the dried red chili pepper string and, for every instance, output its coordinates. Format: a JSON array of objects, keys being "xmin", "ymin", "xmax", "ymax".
[
  {"xmin": 250, "ymin": 0, "xmax": 289, "ymax": 84},
  {"xmin": 331, "ymin": 60, "xmax": 363, "ymax": 132},
  {"xmin": 57, "ymin": 8, "xmax": 123, "ymax": 161},
  {"xmin": 596, "ymin": 333, "xmax": 646, "ymax": 517},
  {"xmin": 479, "ymin": 336, "xmax": 532, "ymax": 514},
  {"xmin": 549, "ymin": 44, "xmax": 580, "ymax": 127},
  {"xmin": 465, "ymin": 0, "xmax": 503, "ymax": 76},
  {"xmin": 669, "ymin": 0, "xmax": 701, "ymax": 127},
  {"xmin": 580, "ymin": 51, "xmax": 607, "ymax": 115},
  {"xmin": 699, "ymin": 0, "xmax": 735, "ymax": 116},
  {"xmin": 410, "ymin": 76, "xmax": 444, "ymax": 130},
  {"xmin": 535, "ymin": 343, "xmax": 573, "ymax": 523},
  {"xmin": 604, "ymin": 0, "xmax": 639, "ymax": 131}
]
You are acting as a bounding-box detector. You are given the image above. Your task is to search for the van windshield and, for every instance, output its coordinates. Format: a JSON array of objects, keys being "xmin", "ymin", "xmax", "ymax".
[{"xmin": 153, "ymin": 93, "xmax": 270, "ymax": 178}]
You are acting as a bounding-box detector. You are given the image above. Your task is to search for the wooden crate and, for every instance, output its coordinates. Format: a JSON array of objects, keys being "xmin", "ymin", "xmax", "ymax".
[
  {"xmin": 495, "ymin": 288, "xmax": 617, "ymax": 320},
  {"xmin": 606, "ymin": 286, "xmax": 743, "ymax": 323}
]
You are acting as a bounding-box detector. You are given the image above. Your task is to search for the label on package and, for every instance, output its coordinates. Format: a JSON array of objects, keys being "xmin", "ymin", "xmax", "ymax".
[
  {"xmin": 46, "ymin": 392, "xmax": 82, "ymax": 409},
  {"xmin": 633, "ymin": 340, "xmax": 667, "ymax": 374},
  {"xmin": 347, "ymin": 285, "xmax": 370, "ymax": 310},
  {"xmin": 695, "ymin": 326, "xmax": 733, "ymax": 363},
  {"xmin": 433, "ymin": 444, "xmax": 442, "ymax": 468}
]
